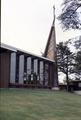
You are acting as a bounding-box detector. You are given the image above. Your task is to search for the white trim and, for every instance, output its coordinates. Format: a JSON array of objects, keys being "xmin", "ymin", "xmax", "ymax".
[
  {"xmin": 1, "ymin": 43, "xmax": 55, "ymax": 63},
  {"xmin": 1, "ymin": 43, "xmax": 17, "ymax": 52}
]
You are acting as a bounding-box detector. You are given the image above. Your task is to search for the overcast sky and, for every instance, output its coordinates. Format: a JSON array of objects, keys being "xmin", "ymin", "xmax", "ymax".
[{"xmin": 1, "ymin": 0, "xmax": 81, "ymax": 55}]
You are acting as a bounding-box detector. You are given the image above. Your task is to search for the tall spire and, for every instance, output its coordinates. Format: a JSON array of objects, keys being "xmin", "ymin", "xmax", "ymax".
[
  {"xmin": 53, "ymin": 5, "xmax": 55, "ymax": 25},
  {"xmin": 43, "ymin": 5, "xmax": 56, "ymax": 61},
  {"xmin": 43, "ymin": 5, "xmax": 58, "ymax": 88}
]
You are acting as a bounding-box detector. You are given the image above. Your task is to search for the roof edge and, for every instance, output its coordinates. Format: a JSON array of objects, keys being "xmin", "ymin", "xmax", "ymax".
[
  {"xmin": 0, "ymin": 42, "xmax": 55, "ymax": 63},
  {"xmin": 0, "ymin": 43, "xmax": 17, "ymax": 52}
]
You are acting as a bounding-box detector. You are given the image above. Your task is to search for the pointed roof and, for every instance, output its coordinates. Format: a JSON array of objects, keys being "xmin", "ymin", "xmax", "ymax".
[
  {"xmin": 43, "ymin": 20, "xmax": 56, "ymax": 61},
  {"xmin": 43, "ymin": 6, "xmax": 57, "ymax": 61}
]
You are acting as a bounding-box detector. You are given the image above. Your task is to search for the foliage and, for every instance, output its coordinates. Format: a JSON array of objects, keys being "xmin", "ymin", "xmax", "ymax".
[
  {"xmin": 67, "ymin": 36, "xmax": 81, "ymax": 80},
  {"xmin": 58, "ymin": 0, "xmax": 81, "ymax": 30},
  {"xmin": 57, "ymin": 37, "xmax": 81, "ymax": 84},
  {"xmin": 57, "ymin": 42, "xmax": 75, "ymax": 74},
  {"xmin": 75, "ymin": 51, "xmax": 81, "ymax": 80},
  {"xmin": 74, "ymin": 36, "xmax": 81, "ymax": 50},
  {"xmin": 57, "ymin": 42, "xmax": 75, "ymax": 91},
  {"xmin": 75, "ymin": 51, "xmax": 81, "ymax": 70}
]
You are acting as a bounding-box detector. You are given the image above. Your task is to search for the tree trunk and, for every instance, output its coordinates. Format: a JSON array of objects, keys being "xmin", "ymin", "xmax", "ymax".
[
  {"xmin": 66, "ymin": 55, "xmax": 69, "ymax": 92},
  {"xmin": 66, "ymin": 73, "xmax": 69, "ymax": 92}
]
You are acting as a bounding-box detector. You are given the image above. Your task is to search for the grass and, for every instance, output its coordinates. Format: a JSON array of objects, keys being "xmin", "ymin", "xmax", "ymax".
[{"xmin": 0, "ymin": 89, "xmax": 81, "ymax": 120}]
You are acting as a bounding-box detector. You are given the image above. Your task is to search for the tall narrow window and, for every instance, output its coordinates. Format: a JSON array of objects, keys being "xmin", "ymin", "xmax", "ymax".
[{"xmin": 15, "ymin": 54, "xmax": 19, "ymax": 83}]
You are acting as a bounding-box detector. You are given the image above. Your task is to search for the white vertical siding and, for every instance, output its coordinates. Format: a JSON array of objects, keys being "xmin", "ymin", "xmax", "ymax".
[
  {"xmin": 39, "ymin": 61, "xmax": 43, "ymax": 85},
  {"xmin": 27, "ymin": 57, "xmax": 31, "ymax": 76},
  {"xmin": 10, "ymin": 52, "xmax": 16, "ymax": 83},
  {"xmin": 34, "ymin": 59, "xmax": 38, "ymax": 74},
  {"xmin": 19, "ymin": 55, "xmax": 24, "ymax": 84}
]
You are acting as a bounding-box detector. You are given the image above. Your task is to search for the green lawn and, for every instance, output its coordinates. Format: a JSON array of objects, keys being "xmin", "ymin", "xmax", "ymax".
[{"xmin": 0, "ymin": 89, "xmax": 81, "ymax": 120}]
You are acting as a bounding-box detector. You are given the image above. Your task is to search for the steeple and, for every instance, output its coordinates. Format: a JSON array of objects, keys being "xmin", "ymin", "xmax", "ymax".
[
  {"xmin": 43, "ymin": 6, "xmax": 56, "ymax": 61},
  {"xmin": 43, "ymin": 6, "xmax": 58, "ymax": 88},
  {"xmin": 53, "ymin": 5, "xmax": 55, "ymax": 26}
]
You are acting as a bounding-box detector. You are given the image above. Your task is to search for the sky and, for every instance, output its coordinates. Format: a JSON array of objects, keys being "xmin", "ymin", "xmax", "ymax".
[{"xmin": 1, "ymin": 0, "xmax": 81, "ymax": 55}]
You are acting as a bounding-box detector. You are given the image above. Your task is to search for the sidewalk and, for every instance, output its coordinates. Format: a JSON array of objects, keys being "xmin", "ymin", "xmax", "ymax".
[{"xmin": 74, "ymin": 91, "xmax": 81, "ymax": 95}]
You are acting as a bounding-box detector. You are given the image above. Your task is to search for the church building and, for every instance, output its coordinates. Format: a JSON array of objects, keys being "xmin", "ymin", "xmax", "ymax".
[{"xmin": 0, "ymin": 8, "xmax": 58, "ymax": 89}]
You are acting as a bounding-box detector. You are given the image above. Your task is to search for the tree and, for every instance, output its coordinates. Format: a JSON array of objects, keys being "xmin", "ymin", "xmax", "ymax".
[
  {"xmin": 58, "ymin": 0, "xmax": 81, "ymax": 30},
  {"xmin": 73, "ymin": 36, "xmax": 81, "ymax": 80},
  {"xmin": 75, "ymin": 51, "xmax": 81, "ymax": 80},
  {"xmin": 63, "ymin": 36, "xmax": 81, "ymax": 81},
  {"xmin": 57, "ymin": 42, "xmax": 74, "ymax": 91},
  {"xmin": 74, "ymin": 36, "xmax": 81, "ymax": 50}
]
